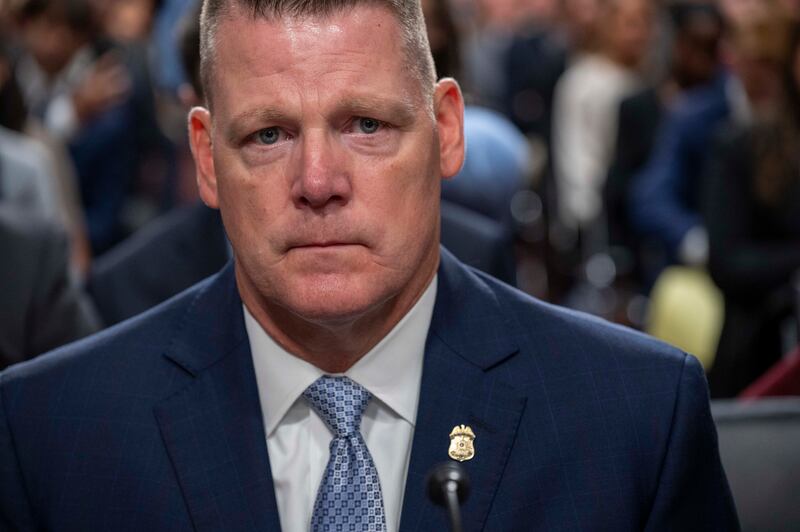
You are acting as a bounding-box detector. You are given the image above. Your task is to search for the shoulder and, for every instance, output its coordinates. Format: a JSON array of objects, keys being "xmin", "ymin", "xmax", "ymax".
[
  {"xmin": 0, "ymin": 273, "xmax": 217, "ymax": 402},
  {"xmin": 671, "ymin": 74, "xmax": 730, "ymax": 124},
  {"xmin": 467, "ymin": 267, "xmax": 708, "ymax": 458},
  {"xmin": 468, "ymin": 265, "xmax": 691, "ymax": 382},
  {"xmin": 554, "ymin": 56, "xmax": 594, "ymax": 96},
  {"xmin": 443, "ymin": 260, "xmax": 708, "ymax": 485},
  {"xmin": 620, "ymin": 87, "xmax": 659, "ymax": 115},
  {"xmin": 0, "ymin": 206, "xmax": 67, "ymax": 280}
]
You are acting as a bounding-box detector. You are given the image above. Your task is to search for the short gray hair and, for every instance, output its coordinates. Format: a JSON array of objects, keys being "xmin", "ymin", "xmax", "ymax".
[{"xmin": 199, "ymin": 0, "xmax": 436, "ymax": 106}]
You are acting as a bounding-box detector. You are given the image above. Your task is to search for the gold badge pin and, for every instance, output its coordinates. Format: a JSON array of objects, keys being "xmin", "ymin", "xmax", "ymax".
[{"xmin": 448, "ymin": 424, "xmax": 476, "ymax": 462}]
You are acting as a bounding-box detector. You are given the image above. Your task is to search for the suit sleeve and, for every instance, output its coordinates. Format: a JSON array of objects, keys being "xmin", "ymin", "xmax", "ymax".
[
  {"xmin": 643, "ymin": 355, "xmax": 740, "ymax": 531},
  {"xmin": 0, "ymin": 373, "xmax": 37, "ymax": 531},
  {"xmin": 628, "ymin": 110, "xmax": 701, "ymax": 256}
]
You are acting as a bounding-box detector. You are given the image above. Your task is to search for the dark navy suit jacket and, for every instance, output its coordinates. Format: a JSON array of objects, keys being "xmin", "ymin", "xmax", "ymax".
[{"xmin": 0, "ymin": 249, "xmax": 738, "ymax": 531}]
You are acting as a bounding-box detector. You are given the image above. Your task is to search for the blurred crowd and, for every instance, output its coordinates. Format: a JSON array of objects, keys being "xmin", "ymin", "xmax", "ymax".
[{"xmin": 2, "ymin": 0, "xmax": 800, "ymax": 399}]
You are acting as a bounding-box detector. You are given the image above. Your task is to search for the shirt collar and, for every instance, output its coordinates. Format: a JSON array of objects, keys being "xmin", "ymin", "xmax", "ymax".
[{"xmin": 245, "ymin": 275, "xmax": 437, "ymax": 437}]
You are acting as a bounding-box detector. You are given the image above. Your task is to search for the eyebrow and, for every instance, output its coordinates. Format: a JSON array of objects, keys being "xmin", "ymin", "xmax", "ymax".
[
  {"xmin": 335, "ymin": 95, "xmax": 419, "ymax": 126},
  {"xmin": 223, "ymin": 95, "xmax": 420, "ymax": 145},
  {"xmin": 225, "ymin": 108, "xmax": 294, "ymax": 145}
]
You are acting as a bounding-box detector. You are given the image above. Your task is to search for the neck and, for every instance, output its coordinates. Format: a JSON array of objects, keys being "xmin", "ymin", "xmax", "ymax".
[{"xmin": 239, "ymin": 265, "xmax": 437, "ymax": 374}]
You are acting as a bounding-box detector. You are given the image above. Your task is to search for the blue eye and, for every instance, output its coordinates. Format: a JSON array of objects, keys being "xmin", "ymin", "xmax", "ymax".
[
  {"xmin": 257, "ymin": 127, "xmax": 280, "ymax": 145},
  {"xmin": 357, "ymin": 117, "xmax": 381, "ymax": 134}
]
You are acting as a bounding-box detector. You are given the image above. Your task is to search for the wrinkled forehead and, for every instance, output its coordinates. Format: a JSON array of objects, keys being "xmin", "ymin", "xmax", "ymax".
[
  {"xmin": 212, "ymin": 4, "xmax": 430, "ymax": 121},
  {"xmin": 203, "ymin": 1, "xmax": 433, "ymax": 109},
  {"xmin": 207, "ymin": 5, "xmax": 428, "ymax": 114}
]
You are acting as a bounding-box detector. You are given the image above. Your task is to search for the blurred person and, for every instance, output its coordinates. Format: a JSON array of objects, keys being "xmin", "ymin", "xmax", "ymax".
[
  {"xmin": 0, "ymin": 203, "xmax": 99, "ymax": 369},
  {"xmin": 100, "ymin": 0, "xmax": 163, "ymax": 43},
  {"xmin": 425, "ymin": 0, "xmax": 531, "ymax": 231},
  {"xmin": 460, "ymin": 0, "xmax": 521, "ymax": 109},
  {"xmin": 703, "ymin": 21, "xmax": 800, "ymax": 397},
  {"xmin": 12, "ymin": 0, "xmax": 142, "ymax": 253},
  {"xmin": 560, "ymin": 0, "xmax": 604, "ymax": 52},
  {"xmin": 13, "ymin": 0, "xmax": 130, "ymax": 138},
  {"xmin": 629, "ymin": 1, "xmax": 790, "ymax": 285},
  {"xmin": 0, "ymin": 35, "xmax": 92, "ymax": 274},
  {"xmin": 0, "ymin": 1, "xmax": 737, "ymax": 530},
  {"xmin": 551, "ymin": 0, "xmax": 654, "ymax": 243},
  {"xmin": 503, "ymin": 0, "xmax": 567, "ymax": 140},
  {"xmin": 86, "ymin": 3, "xmax": 230, "ymax": 325},
  {"xmin": 606, "ymin": 1, "xmax": 725, "ymax": 287},
  {"xmin": 151, "ymin": 0, "xmax": 196, "ymax": 94},
  {"xmin": 0, "ymin": 39, "xmax": 58, "ymax": 221},
  {"xmin": 97, "ymin": 0, "xmax": 180, "ymax": 218}
]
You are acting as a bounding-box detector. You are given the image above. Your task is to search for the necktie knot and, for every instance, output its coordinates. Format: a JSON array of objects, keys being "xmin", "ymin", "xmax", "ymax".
[{"xmin": 303, "ymin": 376, "xmax": 371, "ymax": 438}]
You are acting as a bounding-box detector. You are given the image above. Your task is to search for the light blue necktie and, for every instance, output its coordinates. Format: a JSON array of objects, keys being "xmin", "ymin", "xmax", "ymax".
[{"xmin": 304, "ymin": 376, "xmax": 388, "ymax": 532}]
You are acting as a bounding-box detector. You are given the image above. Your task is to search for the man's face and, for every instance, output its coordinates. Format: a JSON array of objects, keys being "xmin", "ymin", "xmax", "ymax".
[
  {"xmin": 190, "ymin": 5, "xmax": 464, "ymax": 327},
  {"xmin": 606, "ymin": 0, "xmax": 653, "ymax": 67}
]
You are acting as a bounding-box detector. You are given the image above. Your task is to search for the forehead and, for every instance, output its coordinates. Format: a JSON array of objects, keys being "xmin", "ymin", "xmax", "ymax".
[{"xmin": 209, "ymin": 4, "xmax": 422, "ymax": 116}]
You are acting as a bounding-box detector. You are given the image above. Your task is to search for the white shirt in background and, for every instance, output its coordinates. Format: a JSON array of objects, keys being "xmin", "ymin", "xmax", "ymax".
[{"xmin": 552, "ymin": 53, "xmax": 641, "ymax": 230}]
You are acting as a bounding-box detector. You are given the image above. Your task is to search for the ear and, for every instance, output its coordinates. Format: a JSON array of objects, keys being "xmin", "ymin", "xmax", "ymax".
[
  {"xmin": 433, "ymin": 78, "xmax": 465, "ymax": 180},
  {"xmin": 188, "ymin": 106, "xmax": 219, "ymax": 208}
]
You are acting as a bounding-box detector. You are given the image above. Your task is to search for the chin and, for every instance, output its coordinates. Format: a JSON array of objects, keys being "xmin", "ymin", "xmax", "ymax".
[
  {"xmin": 285, "ymin": 291, "xmax": 387, "ymax": 326},
  {"xmin": 280, "ymin": 273, "xmax": 394, "ymax": 324}
]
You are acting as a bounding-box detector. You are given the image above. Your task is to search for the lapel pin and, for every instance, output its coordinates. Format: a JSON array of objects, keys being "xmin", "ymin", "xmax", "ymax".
[{"xmin": 448, "ymin": 424, "xmax": 476, "ymax": 462}]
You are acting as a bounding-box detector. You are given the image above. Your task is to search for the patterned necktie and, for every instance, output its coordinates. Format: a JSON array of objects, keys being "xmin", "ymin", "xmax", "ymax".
[{"xmin": 303, "ymin": 376, "xmax": 387, "ymax": 532}]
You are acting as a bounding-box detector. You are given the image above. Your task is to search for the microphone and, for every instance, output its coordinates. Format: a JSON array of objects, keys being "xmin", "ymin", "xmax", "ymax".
[{"xmin": 426, "ymin": 462, "xmax": 471, "ymax": 532}]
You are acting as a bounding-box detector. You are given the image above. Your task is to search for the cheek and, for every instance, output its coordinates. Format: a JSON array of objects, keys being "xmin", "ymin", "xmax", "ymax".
[
  {"xmin": 216, "ymin": 165, "xmax": 282, "ymax": 247},
  {"xmin": 360, "ymin": 159, "xmax": 440, "ymax": 249},
  {"xmin": 363, "ymin": 150, "xmax": 436, "ymax": 201},
  {"xmin": 215, "ymin": 146, "xmax": 282, "ymax": 208}
]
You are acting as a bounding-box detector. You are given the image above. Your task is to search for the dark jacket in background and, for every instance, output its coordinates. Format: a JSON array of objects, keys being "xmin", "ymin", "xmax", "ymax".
[
  {"xmin": 606, "ymin": 88, "xmax": 664, "ymax": 254},
  {"xmin": 629, "ymin": 73, "xmax": 731, "ymax": 270},
  {"xmin": 703, "ymin": 125, "xmax": 800, "ymax": 397},
  {"xmin": 0, "ymin": 205, "xmax": 99, "ymax": 368},
  {"xmin": 88, "ymin": 201, "xmax": 230, "ymax": 326}
]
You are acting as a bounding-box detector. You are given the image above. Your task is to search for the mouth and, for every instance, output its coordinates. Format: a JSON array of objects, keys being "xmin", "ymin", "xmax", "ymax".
[{"xmin": 289, "ymin": 241, "xmax": 361, "ymax": 250}]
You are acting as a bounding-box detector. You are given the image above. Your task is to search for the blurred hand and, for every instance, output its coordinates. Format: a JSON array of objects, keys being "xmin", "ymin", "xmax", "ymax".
[{"xmin": 72, "ymin": 52, "xmax": 131, "ymax": 123}]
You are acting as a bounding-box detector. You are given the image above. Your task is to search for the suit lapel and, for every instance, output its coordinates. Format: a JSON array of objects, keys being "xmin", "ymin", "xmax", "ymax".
[
  {"xmin": 152, "ymin": 251, "xmax": 526, "ymax": 531},
  {"xmin": 399, "ymin": 249, "xmax": 528, "ymax": 532},
  {"xmin": 154, "ymin": 263, "xmax": 281, "ymax": 531}
]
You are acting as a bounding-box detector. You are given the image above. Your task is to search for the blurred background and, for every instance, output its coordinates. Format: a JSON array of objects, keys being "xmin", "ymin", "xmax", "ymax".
[{"xmin": 1, "ymin": 0, "xmax": 799, "ymax": 528}]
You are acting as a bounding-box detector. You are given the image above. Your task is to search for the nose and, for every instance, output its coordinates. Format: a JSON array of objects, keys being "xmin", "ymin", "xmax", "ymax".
[{"xmin": 291, "ymin": 130, "xmax": 352, "ymax": 211}]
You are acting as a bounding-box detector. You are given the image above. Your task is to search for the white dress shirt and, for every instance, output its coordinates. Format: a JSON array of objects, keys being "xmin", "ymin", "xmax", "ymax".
[{"xmin": 244, "ymin": 276, "xmax": 437, "ymax": 532}]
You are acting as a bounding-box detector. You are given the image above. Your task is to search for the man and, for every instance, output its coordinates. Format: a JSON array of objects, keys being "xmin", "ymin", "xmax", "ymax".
[
  {"xmin": 85, "ymin": 4, "xmax": 514, "ymax": 327},
  {"xmin": 0, "ymin": 1, "xmax": 738, "ymax": 530},
  {"xmin": 629, "ymin": 1, "xmax": 787, "ymax": 281},
  {"xmin": 13, "ymin": 0, "xmax": 139, "ymax": 253},
  {"xmin": 605, "ymin": 1, "xmax": 725, "ymax": 288}
]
